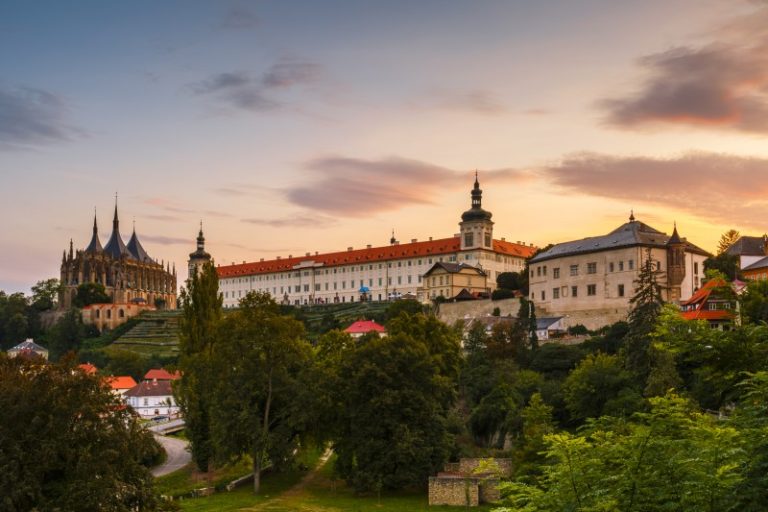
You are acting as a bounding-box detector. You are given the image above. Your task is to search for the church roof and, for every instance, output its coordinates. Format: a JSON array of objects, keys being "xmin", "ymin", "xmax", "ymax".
[
  {"xmin": 103, "ymin": 203, "xmax": 131, "ymax": 259},
  {"xmin": 85, "ymin": 214, "xmax": 103, "ymax": 253},
  {"xmin": 217, "ymin": 237, "xmax": 536, "ymax": 278},
  {"xmin": 127, "ymin": 229, "xmax": 152, "ymax": 263},
  {"xmin": 461, "ymin": 174, "xmax": 493, "ymax": 223},
  {"xmin": 530, "ymin": 218, "xmax": 710, "ymax": 263}
]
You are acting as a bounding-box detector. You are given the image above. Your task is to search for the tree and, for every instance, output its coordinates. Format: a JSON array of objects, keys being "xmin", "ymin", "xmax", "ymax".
[
  {"xmin": 46, "ymin": 308, "xmax": 85, "ymax": 361},
  {"xmin": 210, "ymin": 292, "xmax": 314, "ymax": 494},
  {"xmin": 30, "ymin": 278, "xmax": 61, "ymax": 310},
  {"xmin": 563, "ymin": 352, "xmax": 641, "ymax": 420},
  {"xmin": 717, "ymin": 229, "xmax": 740, "ymax": 255},
  {"xmin": 73, "ymin": 282, "xmax": 111, "ymax": 307},
  {"xmin": 0, "ymin": 354, "xmax": 161, "ymax": 511},
  {"xmin": 739, "ymin": 279, "xmax": 768, "ymax": 325},
  {"xmin": 626, "ymin": 249, "xmax": 665, "ymax": 376},
  {"xmin": 497, "ymin": 272, "xmax": 521, "ymax": 291},
  {"xmin": 704, "ymin": 253, "xmax": 741, "ymax": 282},
  {"xmin": 518, "ymin": 297, "xmax": 538, "ymax": 350},
  {"xmin": 175, "ymin": 261, "xmax": 222, "ymax": 472}
]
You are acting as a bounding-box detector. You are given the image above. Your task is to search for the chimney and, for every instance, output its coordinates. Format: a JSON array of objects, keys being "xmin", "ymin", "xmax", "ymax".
[
  {"xmin": 429, "ymin": 237, "xmax": 433, "ymax": 241},
  {"xmin": 501, "ymin": 237, "xmax": 506, "ymax": 242},
  {"xmin": 242, "ymin": 261, "xmax": 245, "ymax": 264},
  {"xmin": 289, "ymin": 254, "xmax": 292, "ymax": 258},
  {"xmin": 277, "ymin": 256, "xmax": 282, "ymax": 260},
  {"xmin": 367, "ymin": 244, "xmax": 372, "ymax": 249},
  {"xmin": 315, "ymin": 251, "xmax": 319, "ymax": 256},
  {"xmin": 411, "ymin": 238, "xmax": 417, "ymax": 243},
  {"xmin": 305, "ymin": 252, "xmax": 310, "ymax": 257},
  {"xmin": 260, "ymin": 258, "xmax": 264, "ymax": 262}
]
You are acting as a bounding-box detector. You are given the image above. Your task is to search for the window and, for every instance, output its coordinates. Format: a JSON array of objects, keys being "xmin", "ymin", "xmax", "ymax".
[
  {"xmin": 303, "ymin": 284, "xmax": 309, "ymax": 292},
  {"xmin": 618, "ymin": 284, "xmax": 625, "ymax": 297},
  {"xmin": 571, "ymin": 286, "xmax": 578, "ymax": 298},
  {"xmin": 294, "ymin": 285, "xmax": 300, "ymax": 292},
  {"xmin": 619, "ymin": 261, "xmax": 624, "ymax": 271},
  {"xmin": 543, "ymin": 265, "xmax": 547, "ymax": 276},
  {"xmin": 570, "ymin": 264, "xmax": 579, "ymax": 276},
  {"xmin": 587, "ymin": 284, "xmax": 597, "ymax": 296},
  {"xmin": 464, "ymin": 232, "xmax": 474, "ymax": 246},
  {"xmin": 553, "ymin": 288, "xmax": 560, "ymax": 299},
  {"xmin": 315, "ymin": 284, "xmax": 321, "ymax": 291},
  {"xmin": 694, "ymin": 262, "xmax": 699, "ymax": 274},
  {"xmin": 609, "ymin": 262, "xmax": 614, "ymax": 272},
  {"xmin": 541, "ymin": 290, "xmax": 546, "ymax": 300},
  {"xmin": 484, "ymin": 232, "xmax": 492, "ymax": 247},
  {"xmin": 553, "ymin": 268, "xmax": 560, "ymax": 279},
  {"xmin": 587, "ymin": 262, "xmax": 597, "ymax": 274},
  {"xmin": 629, "ymin": 259, "xmax": 634, "ymax": 270},
  {"xmin": 537, "ymin": 267, "xmax": 541, "ymax": 277}
]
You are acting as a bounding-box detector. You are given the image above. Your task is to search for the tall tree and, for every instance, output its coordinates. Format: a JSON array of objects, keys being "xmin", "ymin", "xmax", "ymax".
[
  {"xmin": 0, "ymin": 354, "xmax": 161, "ymax": 511},
  {"xmin": 175, "ymin": 261, "xmax": 222, "ymax": 472},
  {"xmin": 46, "ymin": 308, "xmax": 85, "ymax": 361},
  {"xmin": 717, "ymin": 229, "xmax": 740, "ymax": 255},
  {"xmin": 30, "ymin": 278, "xmax": 61, "ymax": 311},
  {"xmin": 73, "ymin": 282, "xmax": 111, "ymax": 307},
  {"xmin": 626, "ymin": 249, "xmax": 665, "ymax": 376},
  {"xmin": 210, "ymin": 292, "xmax": 314, "ymax": 494}
]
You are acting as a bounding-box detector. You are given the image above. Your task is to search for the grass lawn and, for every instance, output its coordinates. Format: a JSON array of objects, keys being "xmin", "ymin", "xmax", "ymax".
[{"xmin": 170, "ymin": 453, "xmax": 495, "ymax": 512}]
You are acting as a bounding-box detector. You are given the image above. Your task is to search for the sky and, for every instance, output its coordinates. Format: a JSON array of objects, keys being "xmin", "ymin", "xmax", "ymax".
[{"xmin": 2, "ymin": 0, "xmax": 768, "ymax": 294}]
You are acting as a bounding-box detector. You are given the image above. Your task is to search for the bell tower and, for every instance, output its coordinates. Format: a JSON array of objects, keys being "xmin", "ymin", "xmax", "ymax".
[
  {"xmin": 459, "ymin": 172, "xmax": 494, "ymax": 250},
  {"xmin": 187, "ymin": 221, "xmax": 212, "ymax": 282}
]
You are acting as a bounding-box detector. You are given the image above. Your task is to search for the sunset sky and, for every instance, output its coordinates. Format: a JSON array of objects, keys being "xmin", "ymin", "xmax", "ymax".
[{"xmin": 3, "ymin": 0, "xmax": 768, "ymax": 294}]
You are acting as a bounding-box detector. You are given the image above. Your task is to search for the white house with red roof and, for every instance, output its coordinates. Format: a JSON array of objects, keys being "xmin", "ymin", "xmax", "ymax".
[
  {"xmin": 215, "ymin": 177, "xmax": 536, "ymax": 307},
  {"xmin": 344, "ymin": 320, "xmax": 387, "ymax": 339},
  {"xmin": 125, "ymin": 379, "xmax": 179, "ymax": 418}
]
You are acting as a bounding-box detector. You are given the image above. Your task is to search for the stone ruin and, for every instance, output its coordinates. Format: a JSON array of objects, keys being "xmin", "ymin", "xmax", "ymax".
[{"xmin": 428, "ymin": 458, "xmax": 512, "ymax": 507}]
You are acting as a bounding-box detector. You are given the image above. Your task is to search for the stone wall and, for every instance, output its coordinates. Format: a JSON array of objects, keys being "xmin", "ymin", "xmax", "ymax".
[
  {"xmin": 479, "ymin": 479, "xmax": 501, "ymax": 503},
  {"xmin": 437, "ymin": 298, "xmax": 520, "ymax": 326},
  {"xmin": 428, "ymin": 476, "xmax": 479, "ymax": 507},
  {"xmin": 458, "ymin": 458, "xmax": 513, "ymax": 477}
]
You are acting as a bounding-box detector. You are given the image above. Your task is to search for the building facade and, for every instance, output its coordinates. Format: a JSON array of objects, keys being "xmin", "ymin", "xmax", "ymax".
[
  {"xmin": 726, "ymin": 235, "xmax": 768, "ymax": 269},
  {"xmin": 421, "ymin": 262, "xmax": 488, "ymax": 301},
  {"xmin": 528, "ymin": 216, "xmax": 710, "ymax": 329},
  {"xmin": 59, "ymin": 202, "xmax": 178, "ymax": 310},
  {"xmin": 215, "ymin": 177, "xmax": 536, "ymax": 307}
]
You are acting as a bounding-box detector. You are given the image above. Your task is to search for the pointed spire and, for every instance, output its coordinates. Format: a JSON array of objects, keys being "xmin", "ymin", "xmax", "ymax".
[
  {"xmin": 104, "ymin": 194, "xmax": 130, "ymax": 259},
  {"xmin": 69, "ymin": 239, "xmax": 74, "ymax": 259},
  {"xmin": 390, "ymin": 229, "xmax": 396, "ymax": 245},
  {"xmin": 629, "ymin": 210, "xmax": 636, "ymax": 222},
  {"xmin": 85, "ymin": 209, "xmax": 103, "ymax": 253},
  {"xmin": 113, "ymin": 193, "xmax": 119, "ymax": 231},
  {"xmin": 667, "ymin": 222, "xmax": 682, "ymax": 245}
]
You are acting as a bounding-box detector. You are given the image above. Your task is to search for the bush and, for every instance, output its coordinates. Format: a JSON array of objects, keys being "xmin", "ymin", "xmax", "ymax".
[{"xmin": 491, "ymin": 288, "xmax": 515, "ymax": 300}]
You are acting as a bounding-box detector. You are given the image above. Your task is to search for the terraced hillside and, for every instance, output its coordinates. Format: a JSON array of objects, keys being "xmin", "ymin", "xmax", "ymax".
[
  {"xmin": 295, "ymin": 301, "xmax": 391, "ymax": 339},
  {"xmin": 109, "ymin": 310, "xmax": 182, "ymax": 357}
]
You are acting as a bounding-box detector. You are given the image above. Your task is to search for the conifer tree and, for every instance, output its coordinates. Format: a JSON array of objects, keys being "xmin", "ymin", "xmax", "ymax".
[
  {"xmin": 626, "ymin": 248, "xmax": 665, "ymax": 376},
  {"xmin": 176, "ymin": 261, "xmax": 222, "ymax": 472}
]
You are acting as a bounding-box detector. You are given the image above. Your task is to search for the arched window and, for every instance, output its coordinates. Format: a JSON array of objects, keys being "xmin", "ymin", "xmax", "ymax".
[
  {"xmin": 95, "ymin": 309, "xmax": 100, "ymax": 319},
  {"xmin": 106, "ymin": 309, "xmax": 111, "ymax": 319},
  {"xmin": 119, "ymin": 309, "xmax": 125, "ymax": 318}
]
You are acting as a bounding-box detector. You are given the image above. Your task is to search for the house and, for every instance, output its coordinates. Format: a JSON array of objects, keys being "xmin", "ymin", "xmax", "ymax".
[
  {"xmin": 124, "ymin": 380, "xmax": 179, "ymax": 418},
  {"xmin": 528, "ymin": 215, "xmax": 710, "ymax": 330},
  {"xmin": 680, "ymin": 278, "xmax": 739, "ymax": 330},
  {"xmin": 81, "ymin": 302, "xmax": 154, "ymax": 332},
  {"xmin": 143, "ymin": 368, "xmax": 181, "ymax": 381},
  {"xmin": 7, "ymin": 339, "xmax": 49, "ymax": 360},
  {"xmin": 106, "ymin": 375, "xmax": 138, "ymax": 397},
  {"xmin": 536, "ymin": 317, "xmax": 565, "ymax": 340},
  {"xmin": 742, "ymin": 256, "xmax": 768, "ymax": 282},
  {"xmin": 420, "ymin": 262, "xmax": 489, "ymax": 302},
  {"xmin": 344, "ymin": 320, "xmax": 387, "ymax": 339},
  {"xmin": 726, "ymin": 235, "xmax": 768, "ymax": 270}
]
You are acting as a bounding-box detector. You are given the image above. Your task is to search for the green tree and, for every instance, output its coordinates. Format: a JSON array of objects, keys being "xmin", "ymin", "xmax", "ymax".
[
  {"xmin": 30, "ymin": 278, "xmax": 61, "ymax": 310},
  {"xmin": 732, "ymin": 372, "xmax": 768, "ymax": 511},
  {"xmin": 563, "ymin": 352, "xmax": 641, "ymax": 420},
  {"xmin": 210, "ymin": 292, "xmax": 314, "ymax": 494},
  {"xmin": 73, "ymin": 282, "xmax": 111, "ymax": 307},
  {"xmin": 46, "ymin": 308, "xmax": 85, "ymax": 361},
  {"xmin": 497, "ymin": 272, "xmax": 521, "ymax": 291},
  {"xmin": 739, "ymin": 279, "xmax": 768, "ymax": 325},
  {"xmin": 644, "ymin": 345, "xmax": 682, "ymax": 397},
  {"xmin": 518, "ymin": 297, "xmax": 538, "ymax": 350},
  {"xmin": 175, "ymin": 261, "xmax": 222, "ymax": 472},
  {"xmin": 626, "ymin": 249, "xmax": 665, "ymax": 376},
  {"xmin": 0, "ymin": 354, "xmax": 161, "ymax": 511},
  {"xmin": 106, "ymin": 349, "xmax": 148, "ymax": 381},
  {"xmin": 704, "ymin": 253, "xmax": 741, "ymax": 282}
]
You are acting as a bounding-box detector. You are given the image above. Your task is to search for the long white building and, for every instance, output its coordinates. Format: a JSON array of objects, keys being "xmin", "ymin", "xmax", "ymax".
[{"xmin": 215, "ymin": 177, "xmax": 536, "ymax": 307}]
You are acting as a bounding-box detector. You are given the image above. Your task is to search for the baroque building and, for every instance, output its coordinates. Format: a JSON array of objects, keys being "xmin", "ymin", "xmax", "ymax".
[
  {"xmin": 215, "ymin": 176, "xmax": 536, "ymax": 307},
  {"xmin": 59, "ymin": 204, "xmax": 178, "ymax": 309}
]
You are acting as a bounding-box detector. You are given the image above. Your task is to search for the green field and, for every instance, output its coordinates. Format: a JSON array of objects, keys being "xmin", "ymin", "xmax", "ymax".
[{"xmin": 161, "ymin": 452, "xmax": 493, "ymax": 512}]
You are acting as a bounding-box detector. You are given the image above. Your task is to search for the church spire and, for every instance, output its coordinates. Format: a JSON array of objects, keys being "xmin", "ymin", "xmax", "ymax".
[
  {"xmin": 85, "ymin": 209, "xmax": 103, "ymax": 253},
  {"xmin": 104, "ymin": 194, "xmax": 130, "ymax": 259},
  {"xmin": 113, "ymin": 193, "xmax": 119, "ymax": 232},
  {"xmin": 390, "ymin": 229, "xmax": 396, "ymax": 245}
]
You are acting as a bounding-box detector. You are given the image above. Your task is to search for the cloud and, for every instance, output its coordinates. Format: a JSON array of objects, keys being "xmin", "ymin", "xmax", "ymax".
[
  {"xmin": 422, "ymin": 89, "xmax": 508, "ymax": 115},
  {"xmin": 600, "ymin": 3, "xmax": 768, "ymax": 133},
  {"xmin": 540, "ymin": 151, "xmax": 768, "ymax": 229},
  {"xmin": 284, "ymin": 156, "xmax": 528, "ymax": 215},
  {"xmin": 188, "ymin": 58, "xmax": 320, "ymax": 113},
  {"xmin": 0, "ymin": 86, "xmax": 83, "ymax": 149},
  {"xmin": 242, "ymin": 214, "xmax": 337, "ymax": 228},
  {"xmin": 139, "ymin": 235, "xmax": 190, "ymax": 245},
  {"xmin": 220, "ymin": 4, "xmax": 258, "ymax": 30},
  {"xmin": 144, "ymin": 197, "xmax": 232, "ymax": 219}
]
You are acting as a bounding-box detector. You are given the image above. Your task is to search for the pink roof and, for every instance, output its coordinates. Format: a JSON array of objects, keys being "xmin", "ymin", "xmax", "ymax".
[
  {"xmin": 144, "ymin": 368, "xmax": 181, "ymax": 381},
  {"xmin": 78, "ymin": 363, "xmax": 98, "ymax": 375},
  {"xmin": 106, "ymin": 376, "xmax": 138, "ymax": 390},
  {"xmin": 344, "ymin": 320, "xmax": 387, "ymax": 334}
]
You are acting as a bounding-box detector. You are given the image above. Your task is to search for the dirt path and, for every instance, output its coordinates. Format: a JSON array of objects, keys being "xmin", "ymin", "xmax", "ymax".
[{"xmin": 151, "ymin": 434, "xmax": 191, "ymax": 477}]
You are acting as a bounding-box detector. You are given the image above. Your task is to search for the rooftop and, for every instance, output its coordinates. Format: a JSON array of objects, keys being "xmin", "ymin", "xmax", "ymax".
[
  {"xmin": 125, "ymin": 379, "xmax": 173, "ymax": 398},
  {"xmin": 344, "ymin": 320, "xmax": 387, "ymax": 334}
]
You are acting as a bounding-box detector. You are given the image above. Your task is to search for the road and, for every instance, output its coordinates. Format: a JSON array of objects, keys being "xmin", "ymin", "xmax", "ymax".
[
  {"xmin": 151, "ymin": 434, "xmax": 191, "ymax": 477},
  {"xmin": 147, "ymin": 418, "xmax": 185, "ymax": 434}
]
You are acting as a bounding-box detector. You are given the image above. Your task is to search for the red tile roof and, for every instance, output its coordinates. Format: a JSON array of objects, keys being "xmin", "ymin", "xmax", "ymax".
[
  {"xmin": 344, "ymin": 320, "xmax": 387, "ymax": 334},
  {"xmin": 125, "ymin": 379, "xmax": 173, "ymax": 398},
  {"xmin": 217, "ymin": 237, "xmax": 537, "ymax": 277},
  {"xmin": 106, "ymin": 375, "xmax": 138, "ymax": 390},
  {"xmin": 680, "ymin": 279, "xmax": 735, "ymax": 322},
  {"xmin": 78, "ymin": 363, "xmax": 98, "ymax": 375},
  {"xmin": 143, "ymin": 368, "xmax": 181, "ymax": 381}
]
